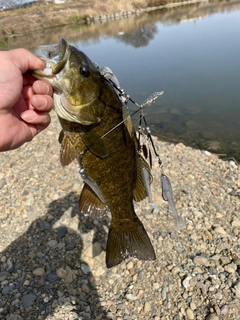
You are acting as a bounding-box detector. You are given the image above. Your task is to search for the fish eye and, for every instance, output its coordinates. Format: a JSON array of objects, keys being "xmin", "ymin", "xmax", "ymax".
[{"xmin": 80, "ymin": 66, "xmax": 90, "ymax": 77}]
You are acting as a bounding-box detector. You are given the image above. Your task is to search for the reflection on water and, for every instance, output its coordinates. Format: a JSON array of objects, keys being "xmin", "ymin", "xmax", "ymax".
[{"xmin": 3, "ymin": 0, "xmax": 240, "ymax": 160}]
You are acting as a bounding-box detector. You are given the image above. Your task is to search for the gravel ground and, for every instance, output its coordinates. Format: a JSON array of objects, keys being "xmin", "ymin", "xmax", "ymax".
[{"xmin": 0, "ymin": 112, "xmax": 240, "ymax": 320}]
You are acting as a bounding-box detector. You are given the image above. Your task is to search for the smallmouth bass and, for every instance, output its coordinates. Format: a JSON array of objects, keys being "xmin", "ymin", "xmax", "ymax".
[{"xmin": 33, "ymin": 38, "xmax": 156, "ymax": 268}]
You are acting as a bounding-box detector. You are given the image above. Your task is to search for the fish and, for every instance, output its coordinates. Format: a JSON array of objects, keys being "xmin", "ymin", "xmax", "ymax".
[
  {"xmin": 161, "ymin": 174, "xmax": 186, "ymax": 232},
  {"xmin": 33, "ymin": 38, "xmax": 156, "ymax": 268}
]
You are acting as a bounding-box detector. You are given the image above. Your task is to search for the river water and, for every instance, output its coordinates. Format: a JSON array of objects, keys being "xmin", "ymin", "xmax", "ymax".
[{"xmin": 3, "ymin": 0, "xmax": 240, "ymax": 160}]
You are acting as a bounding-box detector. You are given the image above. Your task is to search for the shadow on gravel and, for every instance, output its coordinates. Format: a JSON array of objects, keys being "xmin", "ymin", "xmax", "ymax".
[{"xmin": 0, "ymin": 192, "xmax": 111, "ymax": 320}]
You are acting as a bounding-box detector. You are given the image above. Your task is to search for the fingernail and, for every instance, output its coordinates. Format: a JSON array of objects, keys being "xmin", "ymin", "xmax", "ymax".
[
  {"xmin": 33, "ymin": 96, "xmax": 47, "ymax": 109},
  {"xmin": 21, "ymin": 111, "xmax": 34, "ymax": 122},
  {"xmin": 36, "ymin": 81, "xmax": 49, "ymax": 95},
  {"xmin": 43, "ymin": 83, "xmax": 50, "ymax": 94}
]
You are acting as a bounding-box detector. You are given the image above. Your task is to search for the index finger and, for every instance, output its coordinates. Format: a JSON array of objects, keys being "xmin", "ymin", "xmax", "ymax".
[{"xmin": 10, "ymin": 48, "xmax": 46, "ymax": 74}]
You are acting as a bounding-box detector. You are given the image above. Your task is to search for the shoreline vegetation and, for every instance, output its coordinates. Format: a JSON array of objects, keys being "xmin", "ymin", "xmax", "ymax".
[
  {"xmin": 0, "ymin": 0, "xmax": 199, "ymax": 39},
  {"xmin": 0, "ymin": 0, "xmax": 236, "ymax": 43}
]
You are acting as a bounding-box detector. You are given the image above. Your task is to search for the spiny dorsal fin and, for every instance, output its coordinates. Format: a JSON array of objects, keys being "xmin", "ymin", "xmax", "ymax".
[
  {"xmin": 133, "ymin": 155, "xmax": 152, "ymax": 202},
  {"xmin": 59, "ymin": 131, "xmax": 76, "ymax": 166},
  {"xmin": 80, "ymin": 131, "xmax": 108, "ymax": 159},
  {"xmin": 79, "ymin": 184, "xmax": 109, "ymax": 219},
  {"xmin": 106, "ymin": 215, "xmax": 156, "ymax": 268}
]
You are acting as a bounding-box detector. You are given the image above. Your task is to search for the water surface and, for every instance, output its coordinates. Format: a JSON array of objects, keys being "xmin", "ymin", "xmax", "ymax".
[{"xmin": 3, "ymin": 0, "xmax": 240, "ymax": 159}]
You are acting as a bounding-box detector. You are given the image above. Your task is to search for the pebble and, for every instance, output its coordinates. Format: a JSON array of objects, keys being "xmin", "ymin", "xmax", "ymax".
[
  {"xmin": 21, "ymin": 294, "xmax": 37, "ymax": 309},
  {"xmin": 57, "ymin": 225, "xmax": 67, "ymax": 240},
  {"xmin": 64, "ymin": 266, "xmax": 76, "ymax": 283},
  {"xmin": 193, "ymin": 255, "xmax": 209, "ymax": 266},
  {"xmin": 33, "ymin": 267, "xmax": 45, "ymax": 276},
  {"xmin": 126, "ymin": 293, "xmax": 138, "ymax": 301},
  {"xmin": 224, "ymin": 263, "xmax": 237, "ymax": 274},
  {"xmin": 1, "ymin": 114, "xmax": 240, "ymax": 320},
  {"xmin": 95, "ymin": 266, "xmax": 105, "ymax": 277},
  {"xmin": 186, "ymin": 308, "xmax": 194, "ymax": 319},
  {"xmin": 0, "ymin": 178, "xmax": 7, "ymax": 189},
  {"xmin": 46, "ymin": 273, "xmax": 58, "ymax": 282},
  {"xmin": 182, "ymin": 276, "xmax": 192, "ymax": 289},
  {"xmin": 214, "ymin": 226, "xmax": 227, "ymax": 235},
  {"xmin": 234, "ymin": 281, "xmax": 240, "ymax": 298},
  {"xmin": 81, "ymin": 263, "xmax": 91, "ymax": 274},
  {"xmin": 143, "ymin": 301, "xmax": 151, "ymax": 313},
  {"xmin": 47, "ymin": 239, "xmax": 58, "ymax": 248},
  {"xmin": 206, "ymin": 314, "xmax": 219, "ymax": 320},
  {"xmin": 56, "ymin": 268, "xmax": 67, "ymax": 279}
]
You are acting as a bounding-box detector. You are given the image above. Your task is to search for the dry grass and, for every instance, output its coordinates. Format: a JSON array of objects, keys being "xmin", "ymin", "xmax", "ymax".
[{"xmin": 0, "ymin": 0, "xmax": 181, "ymax": 39}]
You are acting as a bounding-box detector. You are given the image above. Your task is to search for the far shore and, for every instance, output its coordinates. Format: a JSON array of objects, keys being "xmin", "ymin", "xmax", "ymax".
[{"xmin": 0, "ymin": 0, "xmax": 207, "ymax": 42}]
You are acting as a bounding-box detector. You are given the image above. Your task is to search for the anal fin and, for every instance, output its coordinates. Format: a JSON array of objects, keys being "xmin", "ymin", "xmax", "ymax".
[{"xmin": 79, "ymin": 184, "xmax": 109, "ymax": 219}]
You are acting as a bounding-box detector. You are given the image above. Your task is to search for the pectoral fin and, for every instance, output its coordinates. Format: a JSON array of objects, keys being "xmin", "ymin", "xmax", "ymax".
[
  {"xmin": 79, "ymin": 184, "xmax": 109, "ymax": 219},
  {"xmin": 59, "ymin": 130, "xmax": 76, "ymax": 166},
  {"xmin": 80, "ymin": 131, "xmax": 108, "ymax": 158}
]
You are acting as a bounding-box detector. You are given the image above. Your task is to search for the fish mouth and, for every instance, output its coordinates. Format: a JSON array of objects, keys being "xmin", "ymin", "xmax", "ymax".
[{"xmin": 33, "ymin": 38, "xmax": 69, "ymax": 80}]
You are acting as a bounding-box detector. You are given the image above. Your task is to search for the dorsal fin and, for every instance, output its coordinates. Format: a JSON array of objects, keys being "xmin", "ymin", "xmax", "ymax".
[{"xmin": 79, "ymin": 184, "xmax": 109, "ymax": 219}]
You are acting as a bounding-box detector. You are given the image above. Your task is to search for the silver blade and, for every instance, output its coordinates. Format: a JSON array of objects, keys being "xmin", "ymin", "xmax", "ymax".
[{"xmin": 141, "ymin": 91, "xmax": 164, "ymax": 109}]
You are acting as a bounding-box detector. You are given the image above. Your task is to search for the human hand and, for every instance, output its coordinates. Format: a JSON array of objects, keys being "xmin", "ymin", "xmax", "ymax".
[{"xmin": 0, "ymin": 48, "xmax": 54, "ymax": 151}]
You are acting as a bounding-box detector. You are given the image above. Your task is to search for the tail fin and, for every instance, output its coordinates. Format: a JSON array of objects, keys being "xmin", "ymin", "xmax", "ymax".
[{"xmin": 106, "ymin": 216, "xmax": 156, "ymax": 268}]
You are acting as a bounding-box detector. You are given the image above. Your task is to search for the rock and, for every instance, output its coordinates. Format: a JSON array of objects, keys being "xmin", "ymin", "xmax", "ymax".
[
  {"xmin": 47, "ymin": 239, "xmax": 58, "ymax": 248},
  {"xmin": 33, "ymin": 267, "xmax": 45, "ymax": 276},
  {"xmin": 23, "ymin": 280, "xmax": 30, "ymax": 286},
  {"xmin": 81, "ymin": 263, "xmax": 91, "ymax": 274},
  {"xmin": 219, "ymin": 256, "xmax": 231, "ymax": 265},
  {"xmin": 143, "ymin": 301, "xmax": 151, "ymax": 313},
  {"xmin": 38, "ymin": 220, "xmax": 50, "ymax": 231},
  {"xmin": 193, "ymin": 255, "xmax": 209, "ymax": 267},
  {"xmin": 161, "ymin": 287, "xmax": 168, "ymax": 301},
  {"xmin": 56, "ymin": 268, "xmax": 67, "ymax": 279},
  {"xmin": 224, "ymin": 263, "xmax": 237, "ymax": 274},
  {"xmin": 126, "ymin": 293, "xmax": 138, "ymax": 301},
  {"xmin": 234, "ymin": 281, "xmax": 240, "ymax": 298},
  {"xmin": 170, "ymin": 266, "xmax": 180, "ymax": 274},
  {"xmin": 186, "ymin": 308, "xmax": 194, "ymax": 319},
  {"xmin": 2, "ymin": 286, "xmax": 15, "ymax": 295},
  {"xmin": 0, "ymin": 178, "xmax": 7, "ymax": 189},
  {"xmin": 231, "ymin": 218, "xmax": 240, "ymax": 227},
  {"xmin": 182, "ymin": 276, "xmax": 192, "ymax": 289},
  {"xmin": 46, "ymin": 273, "xmax": 58, "ymax": 283},
  {"xmin": 0, "ymin": 271, "xmax": 10, "ymax": 281},
  {"xmin": 64, "ymin": 266, "xmax": 76, "ymax": 283},
  {"xmin": 57, "ymin": 225, "xmax": 67, "ymax": 240},
  {"xmin": 214, "ymin": 226, "xmax": 227, "ymax": 235},
  {"xmin": 206, "ymin": 314, "xmax": 219, "ymax": 320},
  {"xmin": 95, "ymin": 266, "xmax": 105, "ymax": 277},
  {"xmin": 21, "ymin": 294, "xmax": 36, "ymax": 309},
  {"xmin": 65, "ymin": 240, "xmax": 76, "ymax": 251}
]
